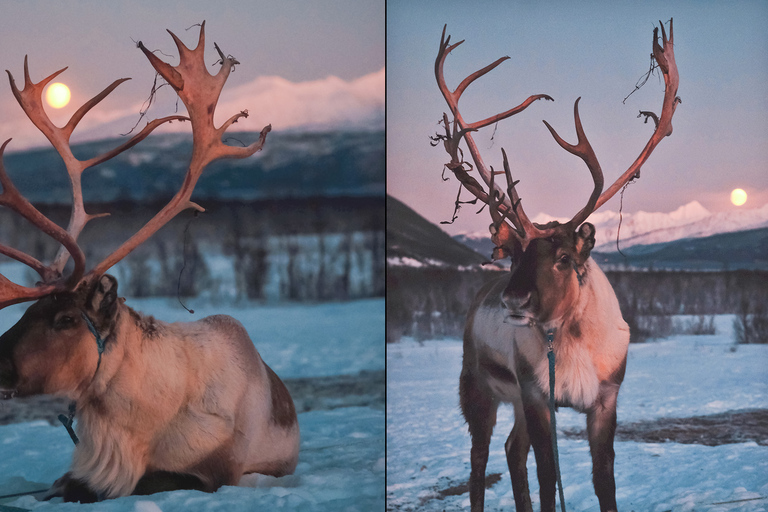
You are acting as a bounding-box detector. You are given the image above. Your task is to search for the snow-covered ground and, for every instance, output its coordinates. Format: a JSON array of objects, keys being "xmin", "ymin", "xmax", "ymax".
[
  {"xmin": 387, "ymin": 316, "xmax": 768, "ymax": 512},
  {"xmin": 0, "ymin": 298, "xmax": 384, "ymax": 511}
]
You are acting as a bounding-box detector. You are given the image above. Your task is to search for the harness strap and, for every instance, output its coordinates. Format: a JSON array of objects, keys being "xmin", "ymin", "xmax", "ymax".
[
  {"xmin": 80, "ymin": 312, "xmax": 106, "ymax": 376},
  {"xmin": 56, "ymin": 312, "xmax": 106, "ymax": 447},
  {"xmin": 572, "ymin": 260, "xmax": 584, "ymax": 286},
  {"xmin": 546, "ymin": 328, "xmax": 567, "ymax": 512},
  {"xmin": 57, "ymin": 401, "xmax": 79, "ymax": 445}
]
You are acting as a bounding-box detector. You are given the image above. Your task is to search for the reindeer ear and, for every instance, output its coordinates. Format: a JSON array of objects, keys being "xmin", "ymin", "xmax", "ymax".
[
  {"xmin": 86, "ymin": 275, "xmax": 119, "ymax": 323},
  {"xmin": 575, "ymin": 223, "xmax": 596, "ymax": 263}
]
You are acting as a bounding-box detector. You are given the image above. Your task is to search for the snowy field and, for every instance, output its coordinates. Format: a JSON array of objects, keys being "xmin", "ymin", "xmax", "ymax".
[
  {"xmin": 0, "ymin": 298, "xmax": 384, "ymax": 511},
  {"xmin": 387, "ymin": 316, "xmax": 768, "ymax": 512}
]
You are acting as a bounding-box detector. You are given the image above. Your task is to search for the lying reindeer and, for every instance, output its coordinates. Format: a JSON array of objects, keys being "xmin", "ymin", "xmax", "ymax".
[
  {"xmin": 0, "ymin": 22, "xmax": 299, "ymax": 502},
  {"xmin": 433, "ymin": 20, "xmax": 679, "ymax": 512}
]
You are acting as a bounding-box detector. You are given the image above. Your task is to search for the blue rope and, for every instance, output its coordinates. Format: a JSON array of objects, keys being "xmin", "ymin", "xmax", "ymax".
[{"xmin": 546, "ymin": 328, "xmax": 567, "ymax": 512}]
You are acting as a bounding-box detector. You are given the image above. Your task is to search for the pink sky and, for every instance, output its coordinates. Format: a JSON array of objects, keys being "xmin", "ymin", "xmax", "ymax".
[{"xmin": 0, "ymin": 1, "xmax": 384, "ymax": 150}]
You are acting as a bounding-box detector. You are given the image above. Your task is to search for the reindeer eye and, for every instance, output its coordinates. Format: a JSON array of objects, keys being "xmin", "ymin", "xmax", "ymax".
[
  {"xmin": 558, "ymin": 254, "xmax": 571, "ymax": 266},
  {"xmin": 54, "ymin": 315, "xmax": 77, "ymax": 330}
]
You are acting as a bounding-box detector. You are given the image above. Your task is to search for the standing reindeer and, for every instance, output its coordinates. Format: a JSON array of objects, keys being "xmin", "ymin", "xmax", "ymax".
[
  {"xmin": 434, "ymin": 20, "xmax": 679, "ymax": 512},
  {"xmin": 0, "ymin": 23, "xmax": 299, "ymax": 502}
]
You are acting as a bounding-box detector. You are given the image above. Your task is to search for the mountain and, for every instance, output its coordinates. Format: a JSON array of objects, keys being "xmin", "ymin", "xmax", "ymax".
[
  {"xmin": 455, "ymin": 201, "xmax": 768, "ymax": 264},
  {"xmin": 386, "ymin": 195, "xmax": 491, "ymax": 268},
  {"xmin": 592, "ymin": 227, "xmax": 768, "ymax": 271},
  {"xmin": 589, "ymin": 202, "xmax": 768, "ymax": 253},
  {"xmin": 4, "ymin": 129, "xmax": 384, "ymax": 204}
]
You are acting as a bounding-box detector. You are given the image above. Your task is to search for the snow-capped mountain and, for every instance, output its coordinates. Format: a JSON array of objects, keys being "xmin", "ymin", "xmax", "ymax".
[{"xmin": 456, "ymin": 201, "xmax": 768, "ymax": 255}]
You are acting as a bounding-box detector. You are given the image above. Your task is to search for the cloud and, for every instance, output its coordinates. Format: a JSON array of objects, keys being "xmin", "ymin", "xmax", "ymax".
[{"xmin": 217, "ymin": 67, "xmax": 385, "ymax": 132}]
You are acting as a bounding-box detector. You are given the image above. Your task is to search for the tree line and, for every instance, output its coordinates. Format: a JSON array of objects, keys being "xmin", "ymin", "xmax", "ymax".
[
  {"xmin": 387, "ymin": 267, "xmax": 768, "ymax": 343},
  {"xmin": 0, "ymin": 197, "xmax": 385, "ymax": 303}
]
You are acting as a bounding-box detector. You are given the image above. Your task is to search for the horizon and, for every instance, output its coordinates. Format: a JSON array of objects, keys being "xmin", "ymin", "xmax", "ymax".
[{"xmin": 395, "ymin": 194, "xmax": 768, "ymax": 239}]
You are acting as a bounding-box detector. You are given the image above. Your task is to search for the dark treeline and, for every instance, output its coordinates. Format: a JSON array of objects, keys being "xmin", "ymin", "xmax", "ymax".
[
  {"xmin": 387, "ymin": 267, "xmax": 500, "ymax": 343},
  {"xmin": 0, "ymin": 197, "xmax": 385, "ymax": 302},
  {"xmin": 387, "ymin": 266, "xmax": 768, "ymax": 343},
  {"xmin": 606, "ymin": 270, "xmax": 768, "ymax": 315}
]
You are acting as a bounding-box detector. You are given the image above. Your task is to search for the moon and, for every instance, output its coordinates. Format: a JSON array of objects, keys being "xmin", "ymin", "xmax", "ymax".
[
  {"xmin": 730, "ymin": 188, "xmax": 747, "ymax": 206},
  {"xmin": 45, "ymin": 82, "xmax": 71, "ymax": 109}
]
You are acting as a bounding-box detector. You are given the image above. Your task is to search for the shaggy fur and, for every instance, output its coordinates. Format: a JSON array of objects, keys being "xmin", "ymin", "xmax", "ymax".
[{"xmin": 0, "ymin": 275, "xmax": 299, "ymax": 501}]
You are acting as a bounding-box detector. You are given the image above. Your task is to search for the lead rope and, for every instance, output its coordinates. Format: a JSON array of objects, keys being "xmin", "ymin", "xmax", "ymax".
[
  {"xmin": 546, "ymin": 328, "xmax": 567, "ymax": 512},
  {"xmin": 56, "ymin": 312, "xmax": 107, "ymax": 446}
]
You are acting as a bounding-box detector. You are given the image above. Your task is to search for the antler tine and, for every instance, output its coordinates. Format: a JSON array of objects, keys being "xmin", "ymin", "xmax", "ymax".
[
  {"xmin": 0, "ymin": 275, "xmax": 57, "ymax": 310},
  {"xmin": 594, "ymin": 18, "xmax": 679, "ymax": 211},
  {"xmin": 542, "ymin": 97, "xmax": 604, "ymax": 229},
  {"xmin": 90, "ymin": 22, "xmax": 271, "ymax": 278}
]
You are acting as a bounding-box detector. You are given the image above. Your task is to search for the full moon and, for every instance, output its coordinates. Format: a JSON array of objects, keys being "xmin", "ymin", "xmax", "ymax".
[
  {"xmin": 731, "ymin": 188, "xmax": 747, "ymax": 206},
  {"xmin": 45, "ymin": 82, "xmax": 71, "ymax": 109}
]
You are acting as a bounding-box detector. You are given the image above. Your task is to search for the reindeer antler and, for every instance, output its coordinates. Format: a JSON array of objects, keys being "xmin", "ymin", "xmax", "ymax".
[
  {"xmin": 434, "ymin": 19, "xmax": 680, "ymax": 258},
  {"xmin": 89, "ymin": 21, "xmax": 271, "ymax": 277},
  {"xmin": 433, "ymin": 25, "xmax": 554, "ymax": 249},
  {"xmin": 0, "ymin": 22, "xmax": 269, "ymax": 309}
]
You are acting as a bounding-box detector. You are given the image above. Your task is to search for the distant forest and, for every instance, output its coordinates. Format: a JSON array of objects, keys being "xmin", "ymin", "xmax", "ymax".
[
  {"xmin": 0, "ymin": 197, "xmax": 384, "ymax": 303},
  {"xmin": 387, "ymin": 266, "xmax": 768, "ymax": 343}
]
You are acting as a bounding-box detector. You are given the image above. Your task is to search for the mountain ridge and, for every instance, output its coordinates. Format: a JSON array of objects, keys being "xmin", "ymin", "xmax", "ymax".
[
  {"xmin": 454, "ymin": 200, "xmax": 768, "ymax": 264},
  {"xmin": 4, "ymin": 129, "xmax": 384, "ymax": 204}
]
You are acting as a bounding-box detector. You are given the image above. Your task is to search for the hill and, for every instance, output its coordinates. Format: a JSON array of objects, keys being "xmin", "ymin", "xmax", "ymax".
[
  {"xmin": 4, "ymin": 129, "xmax": 384, "ymax": 204},
  {"xmin": 386, "ymin": 195, "xmax": 489, "ymax": 268},
  {"xmin": 592, "ymin": 227, "xmax": 768, "ymax": 271}
]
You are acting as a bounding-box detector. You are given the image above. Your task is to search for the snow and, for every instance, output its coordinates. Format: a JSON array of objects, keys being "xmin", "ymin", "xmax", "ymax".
[
  {"xmin": 457, "ymin": 201, "xmax": 768, "ymax": 254},
  {"xmin": 0, "ymin": 298, "xmax": 384, "ymax": 511},
  {"xmin": 387, "ymin": 317, "xmax": 768, "ymax": 511}
]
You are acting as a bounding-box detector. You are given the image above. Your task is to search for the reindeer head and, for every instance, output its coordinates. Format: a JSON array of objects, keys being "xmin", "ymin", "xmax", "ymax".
[
  {"xmin": 0, "ymin": 23, "xmax": 270, "ymax": 396},
  {"xmin": 433, "ymin": 21, "xmax": 679, "ymax": 325},
  {"xmin": 500, "ymin": 223, "xmax": 595, "ymax": 325},
  {"xmin": 0, "ymin": 276, "xmax": 119, "ymax": 399}
]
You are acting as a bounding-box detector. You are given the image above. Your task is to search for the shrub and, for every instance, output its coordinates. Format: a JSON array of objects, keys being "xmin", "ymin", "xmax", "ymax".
[{"xmin": 734, "ymin": 300, "xmax": 768, "ymax": 344}]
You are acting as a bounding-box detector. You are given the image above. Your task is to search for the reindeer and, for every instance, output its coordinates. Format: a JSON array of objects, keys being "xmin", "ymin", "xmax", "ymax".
[
  {"xmin": 433, "ymin": 20, "xmax": 679, "ymax": 512},
  {"xmin": 0, "ymin": 23, "xmax": 299, "ymax": 502}
]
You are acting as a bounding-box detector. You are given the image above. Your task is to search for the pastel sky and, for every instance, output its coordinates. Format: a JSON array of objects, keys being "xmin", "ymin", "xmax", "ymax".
[
  {"xmin": 0, "ymin": 0, "xmax": 384, "ymax": 150},
  {"xmin": 388, "ymin": 0, "xmax": 768, "ymax": 235}
]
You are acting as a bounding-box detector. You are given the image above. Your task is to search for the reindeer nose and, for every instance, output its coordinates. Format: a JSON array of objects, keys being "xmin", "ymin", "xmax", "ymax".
[{"xmin": 501, "ymin": 290, "xmax": 531, "ymax": 311}]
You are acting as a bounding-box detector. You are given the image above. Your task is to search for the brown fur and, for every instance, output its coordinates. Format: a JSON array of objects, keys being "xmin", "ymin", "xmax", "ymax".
[
  {"xmin": 0, "ymin": 275, "xmax": 299, "ymax": 502},
  {"xmin": 267, "ymin": 365, "xmax": 297, "ymax": 427}
]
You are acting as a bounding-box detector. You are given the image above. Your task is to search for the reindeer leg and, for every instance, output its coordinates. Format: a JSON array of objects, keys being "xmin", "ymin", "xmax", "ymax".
[
  {"xmin": 460, "ymin": 369, "xmax": 497, "ymax": 512},
  {"xmin": 587, "ymin": 380, "xmax": 621, "ymax": 512},
  {"xmin": 133, "ymin": 471, "xmax": 206, "ymax": 495},
  {"xmin": 43, "ymin": 472, "xmax": 99, "ymax": 503},
  {"xmin": 521, "ymin": 391, "xmax": 556, "ymax": 512},
  {"xmin": 505, "ymin": 398, "xmax": 533, "ymax": 512}
]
